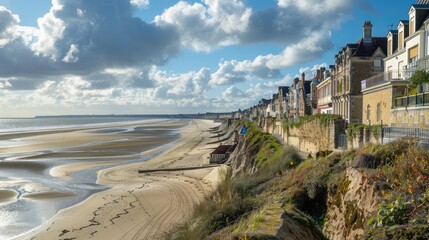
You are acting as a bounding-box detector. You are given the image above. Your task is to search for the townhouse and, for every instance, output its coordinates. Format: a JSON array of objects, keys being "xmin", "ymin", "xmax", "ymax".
[
  {"xmin": 331, "ymin": 21, "xmax": 387, "ymax": 123},
  {"xmin": 361, "ymin": 3, "xmax": 429, "ymax": 128}
]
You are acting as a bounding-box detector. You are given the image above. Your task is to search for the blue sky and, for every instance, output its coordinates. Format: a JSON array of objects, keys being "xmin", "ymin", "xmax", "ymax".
[{"xmin": 0, "ymin": 0, "xmax": 416, "ymax": 117}]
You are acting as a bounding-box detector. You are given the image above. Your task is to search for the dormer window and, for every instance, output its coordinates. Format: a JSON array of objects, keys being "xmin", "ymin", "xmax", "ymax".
[
  {"xmin": 374, "ymin": 59, "xmax": 382, "ymax": 69},
  {"xmin": 410, "ymin": 17, "xmax": 415, "ymax": 35},
  {"xmin": 388, "ymin": 39, "xmax": 392, "ymax": 56},
  {"xmin": 399, "ymin": 31, "xmax": 403, "ymax": 50}
]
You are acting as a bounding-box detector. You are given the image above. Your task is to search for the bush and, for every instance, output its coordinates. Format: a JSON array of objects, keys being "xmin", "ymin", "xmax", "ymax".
[{"xmin": 365, "ymin": 139, "xmax": 429, "ymax": 235}]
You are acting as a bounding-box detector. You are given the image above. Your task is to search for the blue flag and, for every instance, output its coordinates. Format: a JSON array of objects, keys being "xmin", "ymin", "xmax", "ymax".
[{"xmin": 240, "ymin": 124, "xmax": 247, "ymax": 135}]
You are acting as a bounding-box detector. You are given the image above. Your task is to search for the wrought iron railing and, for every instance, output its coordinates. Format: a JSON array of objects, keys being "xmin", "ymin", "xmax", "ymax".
[
  {"xmin": 361, "ymin": 70, "xmax": 414, "ymax": 90},
  {"xmin": 383, "ymin": 127, "xmax": 429, "ymax": 143},
  {"xmin": 394, "ymin": 92, "xmax": 429, "ymax": 108},
  {"xmin": 417, "ymin": 55, "xmax": 429, "ymax": 71}
]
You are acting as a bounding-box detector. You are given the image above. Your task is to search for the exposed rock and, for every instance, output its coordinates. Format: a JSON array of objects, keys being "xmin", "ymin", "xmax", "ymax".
[
  {"xmin": 228, "ymin": 137, "xmax": 257, "ymax": 177},
  {"xmin": 352, "ymin": 154, "xmax": 379, "ymax": 169},
  {"xmin": 209, "ymin": 203, "xmax": 326, "ymax": 240},
  {"xmin": 324, "ymin": 167, "xmax": 382, "ymax": 240}
]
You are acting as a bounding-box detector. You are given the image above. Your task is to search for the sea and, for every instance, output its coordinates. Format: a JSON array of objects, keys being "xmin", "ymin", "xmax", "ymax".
[
  {"xmin": 0, "ymin": 116, "xmax": 162, "ymax": 133},
  {"xmin": 0, "ymin": 116, "xmax": 188, "ymax": 240}
]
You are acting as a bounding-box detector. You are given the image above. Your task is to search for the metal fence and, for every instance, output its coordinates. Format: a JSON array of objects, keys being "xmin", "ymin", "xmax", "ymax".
[
  {"xmin": 383, "ymin": 127, "xmax": 429, "ymax": 143},
  {"xmin": 337, "ymin": 133, "xmax": 347, "ymax": 150},
  {"xmin": 394, "ymin": 92, "xmax": 429, "ymax": 108}
]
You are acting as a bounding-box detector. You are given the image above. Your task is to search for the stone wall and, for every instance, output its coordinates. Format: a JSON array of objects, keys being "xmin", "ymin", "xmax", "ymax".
[
  {"xmin": 265, "ymin": 119, "xmax": 346, "ymax": 154},
  {"xmin": 362, "ymin": 87, "xmax": 392, "ymax": 125},
  {"xmin": 391, "ymin": 106, "xmax": 429, "ymax": 128},
  {"xmin": 347, "ymin": 125, "xmax": 383, "ymax": 150}
]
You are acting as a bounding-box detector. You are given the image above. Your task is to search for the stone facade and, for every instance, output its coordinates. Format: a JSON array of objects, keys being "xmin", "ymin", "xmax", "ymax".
[
  {"xmin": 361, "ymin": 85, "xmax": 406, "ymax": 125},
  {"xmin": 331, "ymin": 21, "xmax": 387, "ymax": 123},
  {"xmin": 267, "ymin": 119, "xmax": 346, "ymax": 154},
  {"xmin": 391, "ymin": 106, "xmax": 429, "ymax": 128}
]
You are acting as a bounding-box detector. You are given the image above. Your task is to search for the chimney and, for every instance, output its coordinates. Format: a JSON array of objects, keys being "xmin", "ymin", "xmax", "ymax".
[
  {"xmin": 316, "ymin": 68, "xmax": 325, "ymax": 81},
  {"xmin": 363, "ymin": 21, "xmax": 373, "ymax": 42}
]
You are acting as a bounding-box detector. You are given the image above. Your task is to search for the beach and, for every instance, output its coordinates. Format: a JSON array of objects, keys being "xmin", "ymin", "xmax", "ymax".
[{"xmin": 0, "ymin": 118, "xmax": 222, "ymax": 240}]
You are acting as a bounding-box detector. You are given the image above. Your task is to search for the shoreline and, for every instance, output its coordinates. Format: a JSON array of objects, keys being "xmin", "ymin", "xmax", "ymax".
[{"xmin": 13, "ymin": 119, "xmax": 223, "ymax": 240}]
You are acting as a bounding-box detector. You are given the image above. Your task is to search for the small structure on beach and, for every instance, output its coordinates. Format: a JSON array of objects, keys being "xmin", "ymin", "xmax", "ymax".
[{"xmin": 209, "ymin": 145, "xmax": 236, "ymax": 163}]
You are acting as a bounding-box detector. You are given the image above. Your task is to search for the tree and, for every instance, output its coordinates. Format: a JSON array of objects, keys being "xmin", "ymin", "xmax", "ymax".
[{"xmin": 408, "ymin": 70, "xmax": 429, "ymax": 92}]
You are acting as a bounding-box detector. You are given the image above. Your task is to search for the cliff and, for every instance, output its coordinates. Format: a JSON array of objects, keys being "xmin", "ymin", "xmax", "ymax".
[
  {"xmin": 170, "ymin": 120, "xmax": 429, "ymax": 240},
  {"xmin": 324, "ymin": 168, "xmax": 382, "ymax": 240}
]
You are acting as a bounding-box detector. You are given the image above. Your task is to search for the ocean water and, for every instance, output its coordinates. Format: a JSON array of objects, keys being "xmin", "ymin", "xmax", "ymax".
[
  {"xmin": 0, "ymin": 117, "xmax": 189, "ymax": 240},
  {"xmin": 0, "ymin": 116, "xmax": 159, "ymax": 133}
]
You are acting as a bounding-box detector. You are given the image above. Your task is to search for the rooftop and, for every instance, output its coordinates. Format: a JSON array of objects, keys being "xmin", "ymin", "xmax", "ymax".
[{"xmin": 210, "ymin": 145, "xmax": 236, "ymax": 155}]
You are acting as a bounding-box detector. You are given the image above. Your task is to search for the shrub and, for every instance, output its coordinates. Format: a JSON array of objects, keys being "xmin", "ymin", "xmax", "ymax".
[{"xmin": 365, "ymin": 139, "xmax": 429, "ymax": 234}]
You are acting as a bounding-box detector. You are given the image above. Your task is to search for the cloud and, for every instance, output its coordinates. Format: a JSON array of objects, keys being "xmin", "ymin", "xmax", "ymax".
[
  {"xmin": 0, "ymin": 0, "xmax": 366, "ymax": 116},
  {"xmin": 146, "ymin": 66, "xmax": 211, "ymax": 99},
  {"xmin": 209, "ymin": 57, "xmax": 282, "ymax": 86},
  {"xmin": 0, "ymin": 1, "xmax": 181, "ymax": 81},
  {"xmin": 155, "ymin": 0, "xmax": 252, "ymax": 52},
  {"xmin": 0, "ymin": 6, "xmax": 20, "ymax": 46},
  {"xmin": 130, "ymin": 0, "xmax": 149, "ymax": 9},
  {"xmin": 277, "ymin": 0, "xmax": 350, "ymax": 13}
]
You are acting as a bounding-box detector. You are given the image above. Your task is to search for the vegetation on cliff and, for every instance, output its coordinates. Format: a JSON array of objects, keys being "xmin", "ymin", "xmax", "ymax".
[
  {"xmin": 169, "ymin": 121, "xmax": 323, "ymax": 239},
  {"xmin": 282, "ymin": 114, "xmax": 342, "ymax": 130},
  {"xmin": 170, "ymin": 120, "xmax": 429, "ymax": 239},
  {"xmin": 362, "ymin": 139, "xmax": 429, "ymax": 239}
]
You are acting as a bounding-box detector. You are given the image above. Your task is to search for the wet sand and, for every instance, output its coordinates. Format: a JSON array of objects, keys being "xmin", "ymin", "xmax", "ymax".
[{"xmin": 10, "ymin": 119, "xmax": 223, "ymax": 240}]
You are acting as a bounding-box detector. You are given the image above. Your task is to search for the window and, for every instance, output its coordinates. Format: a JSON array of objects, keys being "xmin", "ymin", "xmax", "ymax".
[
  {"xmin": 374, "ymin": 59, "xmax": 382, "ymax": 68},
  {"xmin": 367, "ymin": 104, "xmax": 371, "ymax": 121},
  {"xmin": 408, "ymin": 45, "xmax": 418, "ymax": 65},
  {"xmin": 388, "ymin": 39, "xmax": 392, "ymax": 55},
  {"xmin": 376, "ymin": 103, "xmax": 381, "ymax": 122},
  {"xmin": 410, "ymin": 17, "xmax": 415, "ymax": 35},
  {"xmin": 399, "ymin": 31, "xmax": 403, "ymax": 50}
]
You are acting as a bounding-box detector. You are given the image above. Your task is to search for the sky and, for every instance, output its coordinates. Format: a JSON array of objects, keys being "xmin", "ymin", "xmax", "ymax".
[{"xmin": 0, "ymin": 0, "xmax": 417, "ymax": 117}]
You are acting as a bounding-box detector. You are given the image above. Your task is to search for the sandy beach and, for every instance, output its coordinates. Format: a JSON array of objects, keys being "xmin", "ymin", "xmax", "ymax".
[{"xmin": 9, "ymin": 119, "xmax": 223, "ymax": 240}]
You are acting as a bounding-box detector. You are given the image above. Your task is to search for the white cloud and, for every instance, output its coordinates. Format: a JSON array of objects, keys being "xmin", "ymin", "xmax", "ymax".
[
  {"xmin": 155, "ymin": 0, "xmax": 252, "ymax": 51},
  {"xmin": 209, "ymin": 57, "xmax": 282, "ymax": 86},
  {"xmin": 0, "ymin": 6, "xmax": 20, "ymax": 47},
  {"xmin": 131, "ymin": 0, "xmax": 149, "ymax": 9},
  {"xmin": 0, "ymin": 0, "xmax": 367, "ymax": 116},
  {"xmin": 277, "ymin": 0, "xmax": 349, "ymax": 13},
  {"xmin": 265, "ymin": 31, "xmax": 333, "ymax": 69},
  {"xmin": 0, "ymin": 1, "xmax": 181, "ymax": 81},
  {"xmin": 62, "ymin": 44, "xmax": 80, "ymax": 63}
]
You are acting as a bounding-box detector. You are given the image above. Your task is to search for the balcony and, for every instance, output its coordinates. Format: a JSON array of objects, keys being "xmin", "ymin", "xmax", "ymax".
[
  {"xmin": 394, "ymin": 92, "xmax": 429, "ymax": 108},
  {"xmin": 417, "ymin": 55, "xmax": 429, "ymax": 71},
  {"xmin": 361, "ymin": 70, "xmax": 414, "ymax": 91}
]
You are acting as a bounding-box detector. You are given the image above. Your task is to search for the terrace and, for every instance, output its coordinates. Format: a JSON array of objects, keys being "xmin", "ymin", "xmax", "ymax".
[
  {"xmin": 394, "ymin": 92, "xmax": 429, "ymax": 108},
  {"xmin": 361, "ymin": 70, "xmax": 413, "ymax": 91}
]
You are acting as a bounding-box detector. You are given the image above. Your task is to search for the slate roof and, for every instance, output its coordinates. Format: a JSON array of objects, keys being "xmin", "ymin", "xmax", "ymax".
[
  {"xmin": 279, "ymin": 86, "xmax": 290, "ymax": 96},
  {"xmin": 353, "ymin": 37, "xmax": 387, "ymax": 57},
  {"xmin": 411, "ymin": 4, "xmax": 429, "ymax": 9},
  {"xmin": 211, "ymin": 145, "xmax": 236, "ymax": 155}
]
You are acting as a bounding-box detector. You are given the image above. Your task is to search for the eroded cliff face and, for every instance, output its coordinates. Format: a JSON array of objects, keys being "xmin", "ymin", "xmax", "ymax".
[
  {"xmin": 228, "ymin": 135, "xmax": 258, "ymax": 177},
  {"xmin": 324, "ymin": 167, "xmax": 382, "ymax": 240}
]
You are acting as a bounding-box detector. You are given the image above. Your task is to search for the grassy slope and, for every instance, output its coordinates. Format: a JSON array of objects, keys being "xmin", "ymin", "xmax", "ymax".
[{"xmin": 169, "ymin": 121, "xmax": 429, "ymax": 240}]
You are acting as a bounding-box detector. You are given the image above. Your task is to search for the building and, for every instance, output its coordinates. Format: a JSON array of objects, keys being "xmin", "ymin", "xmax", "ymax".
[
  {"xmin": 361, "ymin": 4, "xmax": 429, "ymax": 127},
  {"xmin": 275, "ymin": 86, "xmax": 290, "ymax": 119},
  {"xmin": 317, "ymin": 67, "xmax": 334, "ymax": 114},
  {"xmin": 209, "ymin": 145, "xmax": 236, "ymax": 163},
  {"xmin": 288, "ymin": 73, "xmax": 312, "ymax": 120},
  {"xmin": 331, "ymin": 21, "xmax": 387, "ymax": 123}
]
